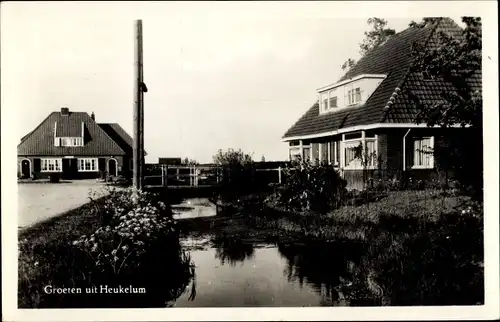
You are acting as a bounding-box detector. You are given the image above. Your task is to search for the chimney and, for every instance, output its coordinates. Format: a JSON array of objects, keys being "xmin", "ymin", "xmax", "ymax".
[
  {"xmin": 91, "ymin": 112, "xmax": 95, "ymax": 121},
  {"xmin": 61, "ymin": 107, "xmax": 69, "ymax": 116}
]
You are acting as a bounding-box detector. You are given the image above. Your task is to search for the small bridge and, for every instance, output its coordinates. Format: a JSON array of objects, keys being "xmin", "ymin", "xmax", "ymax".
[
  {"xmin": 142, "ymin": 164, "xmax": 285, "ymax": 199},
  {"xmin": 144, "ymin": 165, "xmax": 222, "ymax": 188},
  {"xmin": 143, "ymin": 164, "xmax": 224, "ymax": 199}
]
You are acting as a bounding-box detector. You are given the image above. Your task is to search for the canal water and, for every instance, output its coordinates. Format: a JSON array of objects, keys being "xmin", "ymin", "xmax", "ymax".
[{"xmin": 169, "ymin": 198, "xmax": 361, "ymax": 307}]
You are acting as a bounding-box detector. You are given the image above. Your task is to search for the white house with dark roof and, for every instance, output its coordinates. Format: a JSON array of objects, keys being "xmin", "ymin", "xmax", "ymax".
[{"xmin": 282, "ymin": 18, "xmax": 480, "ymax": 189}]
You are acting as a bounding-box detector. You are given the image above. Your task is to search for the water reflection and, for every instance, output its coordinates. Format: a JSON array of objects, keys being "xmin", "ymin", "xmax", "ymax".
[
  {"xmin": 213, "ymin": 237, "xmax": 255, "ymax": 266},
  {"xmin": 172, "ymin": 198, "xmax": 217, "ymax": 220},
  {"xmin": 172, "ymin": 235, "xmax": 368, "ymax": 307},
  {"xmin": 277, "ymin": 240, "xmax": 364, "ymax": 306}
]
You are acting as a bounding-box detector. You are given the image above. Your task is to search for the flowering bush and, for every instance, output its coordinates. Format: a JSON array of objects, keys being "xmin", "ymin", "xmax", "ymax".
[
  {"xmin": 19, "ymin": 186, "xmax": 195, "ymax": 308},
  {"xmin": 74, "ymin": 187, "xmax": 176, "ymax": 276}
]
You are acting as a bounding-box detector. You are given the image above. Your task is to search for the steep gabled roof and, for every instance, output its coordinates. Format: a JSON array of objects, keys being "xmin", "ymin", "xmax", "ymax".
[
  {"xmin": 18, "ymin": 111, "xmax": 126, "ymax": 156},
  {"xmin": 98, "ymin": 123, "xmax": 148, "ymax": 156},
  {"xmin": 282, "ymin": 18, "xmax": 479, "ymax": 139}
]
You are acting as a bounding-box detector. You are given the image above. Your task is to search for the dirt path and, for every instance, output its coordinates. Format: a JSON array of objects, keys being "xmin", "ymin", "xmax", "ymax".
[{"xmin": 17, "ymin": 180, "xmax": 110, "ymax": 228}]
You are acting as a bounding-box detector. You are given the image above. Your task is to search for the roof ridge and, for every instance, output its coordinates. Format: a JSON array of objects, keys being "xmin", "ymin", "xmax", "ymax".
[{"xmin": 379, "ymin": 18, "xmax": 443, "ymax": 123}]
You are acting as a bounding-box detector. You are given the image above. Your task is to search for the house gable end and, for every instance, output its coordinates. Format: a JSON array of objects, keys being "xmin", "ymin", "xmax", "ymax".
[{"xmin": 17, "ymin": 111, "xmax": 125, "ymax": 156}]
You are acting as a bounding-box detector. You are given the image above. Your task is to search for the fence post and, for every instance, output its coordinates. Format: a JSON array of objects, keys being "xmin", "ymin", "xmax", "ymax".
[
  {"xmin": 161, "ymin": 165, "xmax": 165, "ymax": 187},
  {"xmin": 278, "ymin": 166, "xmax": 282, "ymax": 184}
]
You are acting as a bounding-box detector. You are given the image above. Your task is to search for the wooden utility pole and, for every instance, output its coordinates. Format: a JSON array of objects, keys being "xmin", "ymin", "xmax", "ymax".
[{"xmin": 133, "ymin": 19, "xmax": 145, "ymax": 190}]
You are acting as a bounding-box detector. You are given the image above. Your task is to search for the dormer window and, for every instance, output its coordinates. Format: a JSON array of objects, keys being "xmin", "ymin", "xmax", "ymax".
[
  {"xmin": 55, "ymin": 137, "xmax": 84, "ymax": 147},
  {"xmin": 329, "ymin": 96, "xmax": 338, "ymax": 108},
  {"xmin": 60, "ymin": 137, "xmax": 84, "ymax": 147},
  {"xmin": 348, "ymin": 88, "xmax": 362, "ymax": 105},
  {"xmin": 317, "ymin": 74, "xmax": 386, "ymax": 115}
]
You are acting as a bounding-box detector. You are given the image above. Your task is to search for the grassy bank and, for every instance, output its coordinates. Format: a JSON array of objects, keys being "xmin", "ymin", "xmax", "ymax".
[
  {"xmin": 178, "ymin": 189, "xmax": 484, "ymax": 306},
  {"xmin": 18, "ymin": 188, "xmax": 194, "ymax": 308}
]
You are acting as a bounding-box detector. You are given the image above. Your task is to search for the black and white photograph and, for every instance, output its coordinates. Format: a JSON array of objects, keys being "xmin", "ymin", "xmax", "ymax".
[{"xmin": 1, "ymin": 1, "xmax": 499, "ymax": 321}]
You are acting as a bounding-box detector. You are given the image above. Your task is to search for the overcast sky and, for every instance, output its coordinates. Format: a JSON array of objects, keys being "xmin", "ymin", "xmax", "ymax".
[{"xmin": 1, "ymin": 2, "xmax": 471, "ymax": 163}]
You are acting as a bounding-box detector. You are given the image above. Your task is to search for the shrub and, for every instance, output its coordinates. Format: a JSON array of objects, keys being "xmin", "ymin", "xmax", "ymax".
[
  {"xmin": 76, "ymin": 188, "xmax": 194, "ymax": 303},
  {"xmin": 213, "ymin": 148, "xmax": 255, "ymax": 194},
  {"xmin": 274, "ymin": 160, "xmax": 347, "ymax": 214}
]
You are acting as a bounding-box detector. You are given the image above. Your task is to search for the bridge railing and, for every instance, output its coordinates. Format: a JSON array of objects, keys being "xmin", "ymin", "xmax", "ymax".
[
  {"xmin": 143, "ymin": 165, "xmax": 222, "ymax": 188},
  {"xmin": 143, "ymin": 164, "xmax": 287, "ymax": 188}
]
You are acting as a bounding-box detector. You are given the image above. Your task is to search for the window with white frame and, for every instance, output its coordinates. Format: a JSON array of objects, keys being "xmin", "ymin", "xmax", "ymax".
[
  {"xmin": 303, "ymin": 147, "xmax": 311, "ymax": 162},
  {"xmin": 78, "ymin": 158, "xmax": 98, "ymax": 171},
  {"xmin": 58, "ymin": 137, "xmax": 83, "ymax": 147},
  {"xmin": 289, "ymin": 147, "xmax": 301, "ymax": 161},
  {"xmin": 319, "ymin": 143, "xmax": 328, "ymax": 163},
  {"xmin": 343, "ymin": 132, "xmax": 378, "ymax": 170},
  {"xmin": 329, "ymin": 96, "xmax": 337, "ymax": 109},
  {"xmin": 327, "ymin": 141, "xmax": 340, "ymax": 166},
  {"xmin": 365, "ymin": 139, "xmax": 377, "ymax": 167},
  {"xmin": 41, "ymin": 159, "xmax": 62, "ymax": 172},
  {"xmin": 347, "ymin": 87, "xmax": 362, "ymax": 105},
  {"xmin": 323, "ymin": 98, "xmax": 329, "ymax": 111},
  {"xmin": 412, "ymin": 137, "xmax": 434, "ymax": 168},
  {"xmin": 335, "ymin": 141, "xmax": 340, "ymax": 165},
  {"xmin": 320, "ymin": 92, "xmax": 328, "ymax": 111},
  {"xmin": 344, "ymin": 141, "xmax": 362, "ymax": 169}
]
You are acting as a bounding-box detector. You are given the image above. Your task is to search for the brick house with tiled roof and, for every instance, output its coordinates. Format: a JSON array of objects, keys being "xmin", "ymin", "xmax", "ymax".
[
  {"xmin": 17, "ymin": 107, "xmax": 145, "ymax": 179},
  {"xmin": 282, "ymin": 18, "xmax": 480, "ymax": 189}
]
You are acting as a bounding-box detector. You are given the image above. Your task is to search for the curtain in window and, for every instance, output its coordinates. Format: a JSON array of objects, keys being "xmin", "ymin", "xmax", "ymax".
[
  {"xmin": 365, "ymin": 140, "xmax": 376, "ymax": 166},
  {"xmin": 344, "ymin": 142, "xmax": 359, "ymax": 167},
  {"xmin": 413, "ymin": 138, "xmax": 432, "ymax": 167}
]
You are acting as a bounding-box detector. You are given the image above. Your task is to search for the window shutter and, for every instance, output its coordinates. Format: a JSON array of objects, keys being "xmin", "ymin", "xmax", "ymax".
[
  {"xmin": 33, "ymin": 158, "xmax": 41, "ymax": 172},
  {"xmin": 98, "ymin": 158, "xmax": 106, "ymax": 171},
  {"xmin": 54, "ymin": 138, "xmax": 60, "ymax": 146}
]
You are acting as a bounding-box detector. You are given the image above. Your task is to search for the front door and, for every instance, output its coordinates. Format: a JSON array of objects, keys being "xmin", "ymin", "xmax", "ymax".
[
  {"xmin": 108, "ymin": 159, "xmax": 117, "ymax": 177},
  {"xmin": 21, "ymin": 160, "xmax": 31, "ymax": 178},
  {"xmin": 62, "ymin": 158, "xmax": 78, "ymax": 179}
]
